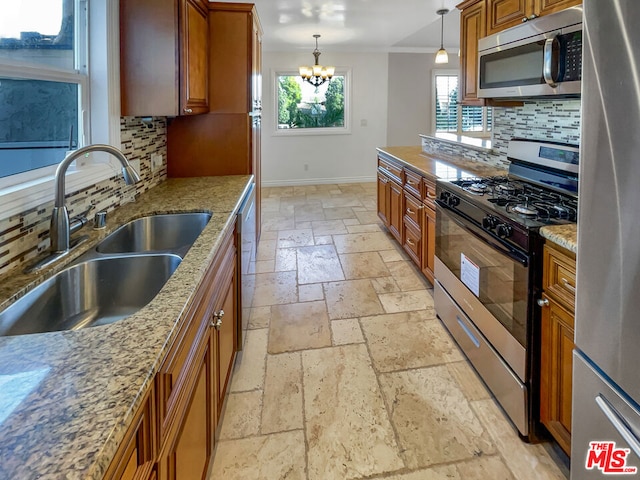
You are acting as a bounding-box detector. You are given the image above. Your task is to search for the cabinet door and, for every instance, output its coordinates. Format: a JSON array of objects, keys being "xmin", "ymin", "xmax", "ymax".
[
  {"xmin": 540, "ymin": 294, "xmax": 574, "ymax": 456},
  {"xmin": 157, "ymin": 339, "xmax": 214, "ymax": 480},
  {"xmin": 180, "ymin": 0, "xmax": 209, "ymax": 115},
  {"xmin": 535, "ymin": 0, "xmax": 581, "ymax": 17},
  {"xmin": 104, "ymin": 388, "xmax": 156, "ymax": 480},
  {"xmin": 388, "ymin": 181, "xmax": 403, "ymax": 244},
  {"xmin": 459, "ymin": 0, "xmax": 486, "ymax": 106},
  {"xmin": 216, "ymin": 277, "xmax": 237, "ymax": 416},
  {"xmin": 377, "ymin": 173, "xmax": 390, "ymax": 226},
  {"xmin": 487, "ymin": 0, "xmax": 532, "ymax": 35},
  {"xmin": 421, "ymin": 205, "xmax": 436, "ymax": 285}
]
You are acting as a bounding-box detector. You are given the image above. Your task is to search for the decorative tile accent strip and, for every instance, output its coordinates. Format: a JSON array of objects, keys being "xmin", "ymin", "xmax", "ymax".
[
  {"xmin": 423, "ymin": 100, "xmax": 581, "ymax": 169},
  {"xmin": 0, "ymin": 117, "xmax": 168, "ymax": 275}
]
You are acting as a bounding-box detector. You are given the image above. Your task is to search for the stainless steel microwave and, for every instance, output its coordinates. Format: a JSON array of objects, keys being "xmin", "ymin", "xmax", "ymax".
[{"xmin": 477, "ymin": 6, "xmax": 582, "ymax": 99}]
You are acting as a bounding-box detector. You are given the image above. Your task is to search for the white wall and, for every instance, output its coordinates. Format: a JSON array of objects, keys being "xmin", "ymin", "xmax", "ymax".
[
  {"xmin": 262, "ymin": 51, "xmax": 389, "ymax": 186},
  {"xmin": 386, "ymin": 52, "xmax": 460, "ymax": 146}
]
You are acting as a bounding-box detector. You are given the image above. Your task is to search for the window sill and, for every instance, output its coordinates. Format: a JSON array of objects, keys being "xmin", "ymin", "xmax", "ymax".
[{"xmin": 420, "ymin": 133, "xmax": 493, "ymax": 153}]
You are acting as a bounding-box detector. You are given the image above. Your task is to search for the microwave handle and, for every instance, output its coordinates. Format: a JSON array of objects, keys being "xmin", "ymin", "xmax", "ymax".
[{"xmin": 543, "ymin": 36, "xmax": 560, "ymax": 88}]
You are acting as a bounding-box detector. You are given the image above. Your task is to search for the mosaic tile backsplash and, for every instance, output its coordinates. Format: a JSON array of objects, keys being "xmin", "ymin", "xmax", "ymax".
[
  {"xmin": 423, "ymin": 100, "xmax": 582, "ymax": 169},
  {"xmin": 0, "ymin": 117, "xmax": 167, "ymax": 275}
]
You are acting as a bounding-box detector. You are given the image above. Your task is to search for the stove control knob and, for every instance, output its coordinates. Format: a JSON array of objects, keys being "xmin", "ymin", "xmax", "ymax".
[
  {"xmin": 440, "ymin": 191, "xmax": 450, "ymax": 202},
  {"xmin": 482, "ymin": 216, "xmax": 498, "ymax": 230},
  {"xmin": 448, "ymin": 195, "xmax": 460, "ymax": 207},
  {"xmin": 496, "ymin": 224, "xmax": 513, "ymax": 239}
]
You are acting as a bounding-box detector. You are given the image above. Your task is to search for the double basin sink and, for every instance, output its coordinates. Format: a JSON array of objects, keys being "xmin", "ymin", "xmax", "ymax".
[{"xmin": 0, "ymin": 213, "xmax": 212, "ymax": 337}]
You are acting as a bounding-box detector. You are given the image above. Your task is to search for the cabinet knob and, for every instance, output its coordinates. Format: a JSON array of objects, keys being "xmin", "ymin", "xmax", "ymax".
[
  {"xmin": 522, "ymin": 14, "xmax": 538, "ymax": 22},
  {"xmin": 210, "ymin": 309, "xmax": 225, "ymax": 329},
  {"xmin": 183, "ymin": 108, "xmax": 193, "ymax": 114},
  {"xmin": 537, "ymin": 298, "xmax": 549, "ymax": 307}
]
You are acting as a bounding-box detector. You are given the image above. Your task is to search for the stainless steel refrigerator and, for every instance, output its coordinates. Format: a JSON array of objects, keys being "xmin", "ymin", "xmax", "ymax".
[{"xmin": 572, "ymin": 1, "xmax": 640, "ymax": 477}]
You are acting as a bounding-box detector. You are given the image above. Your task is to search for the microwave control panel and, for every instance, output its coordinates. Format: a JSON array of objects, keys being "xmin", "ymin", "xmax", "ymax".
[{"xmin": 561, "ymin": 31, "xmax": 582, "ymax": 82}]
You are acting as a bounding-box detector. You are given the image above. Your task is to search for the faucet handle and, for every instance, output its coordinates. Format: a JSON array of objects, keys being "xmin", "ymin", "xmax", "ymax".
[{"xmin": 94, "ymin": 211, "xmax": 107, "ymax": 229}]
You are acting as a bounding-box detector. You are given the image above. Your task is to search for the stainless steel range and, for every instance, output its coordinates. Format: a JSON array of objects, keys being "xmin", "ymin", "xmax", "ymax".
[{"xmin": 433, "ymin": 139, "xmax": 578, "ymax": 440}]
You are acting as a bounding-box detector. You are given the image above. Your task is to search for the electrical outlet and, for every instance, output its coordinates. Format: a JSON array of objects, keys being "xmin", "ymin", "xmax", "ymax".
[
  {"xmin": 304, "ymin": 164, "xmax": 309, "ymax": 171},
  {"xmin": 151, "ymin": 153, "xmax": 163, "ymax": 172}
]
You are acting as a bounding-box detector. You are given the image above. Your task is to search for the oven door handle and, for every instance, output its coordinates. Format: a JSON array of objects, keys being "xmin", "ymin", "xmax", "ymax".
[{"xmin": 436, "ymin": 200, "xmax": 529, "ymax": 267}]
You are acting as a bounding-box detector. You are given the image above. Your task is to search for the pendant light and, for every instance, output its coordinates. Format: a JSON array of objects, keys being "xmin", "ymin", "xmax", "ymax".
[
  {"xmin": 299, "ymin": 34, "xmax": 335, "ymax": 87},
  {"xmin": 435, "ymin": 9, "xmax": 449, "ymax": 64}
]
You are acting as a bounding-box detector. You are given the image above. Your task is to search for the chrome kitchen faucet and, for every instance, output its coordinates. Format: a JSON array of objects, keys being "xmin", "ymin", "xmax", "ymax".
[{"xmin": 26, "ymin": 144, "xmax": 141, "ymax": 272}]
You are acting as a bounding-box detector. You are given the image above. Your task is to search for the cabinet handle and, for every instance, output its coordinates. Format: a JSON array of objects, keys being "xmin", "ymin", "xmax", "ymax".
[
  {"xmin": 426, "ymin": 192, "xmax": 436, "ymax": 200},
  {"xmin": 407, "ymin": 208, "xmax": 415, "ymax": 215},
  {"xmin": 561, "ymin": 278, "xmax": 576, "ymax": 294},
  {"xmin": 210, "ymin": 309, "xmax": 225, "ymax": 330},
  {"xmin": 537, "ymin": 298, "xmax": 549, "ymax": 307},
  {"xmin": 522, "ymin": 14, "xmax": 538, "ymax": 22},
  {"xmin": 407, "ymin": 238, "xmax": 415, "ymax": 246},
  {"xmin": 407, "ymin": 180, "xmax": 415, "ymax": 185},
  {"xmin": 183, "ymin": 108, "xmax": 193, "ymax": 114}
]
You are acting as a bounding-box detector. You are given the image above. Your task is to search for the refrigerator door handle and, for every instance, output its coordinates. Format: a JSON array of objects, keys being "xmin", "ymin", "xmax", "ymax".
[{"xmin": 596, "ymin": 394, "xmax": 640, "ymax": 458}]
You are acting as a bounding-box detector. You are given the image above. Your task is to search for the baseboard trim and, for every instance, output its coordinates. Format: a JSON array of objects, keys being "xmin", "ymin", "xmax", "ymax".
[{"xmin": 262, "ymin": 176, "xmax": 376, "ymax": 187}]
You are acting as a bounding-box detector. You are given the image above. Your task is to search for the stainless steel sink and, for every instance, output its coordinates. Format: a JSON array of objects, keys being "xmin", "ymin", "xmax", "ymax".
[
  {"xmin": 0, "ymin": 254, "xmax": 182, "ymax": 336},
  {"xmin": 96, "ymin": 213, "xmax": 212, "ymax": 257}
]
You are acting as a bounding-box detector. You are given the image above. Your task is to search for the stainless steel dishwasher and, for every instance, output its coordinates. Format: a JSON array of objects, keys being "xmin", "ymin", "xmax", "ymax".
[{"xmin": 237, "ymin": 182, "xmax": 256, "ymax": 350}]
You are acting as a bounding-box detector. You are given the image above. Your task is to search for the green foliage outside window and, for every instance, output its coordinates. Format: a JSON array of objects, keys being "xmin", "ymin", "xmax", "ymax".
[{"xmin": 277, "ymin": 75, "xmax": 345, "ymax": 130}]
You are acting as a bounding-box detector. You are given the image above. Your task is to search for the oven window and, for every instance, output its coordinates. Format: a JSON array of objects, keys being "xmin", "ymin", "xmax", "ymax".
[{"xmin": 436, "ymin": 207, "xmax": 529, "ymax": 346}]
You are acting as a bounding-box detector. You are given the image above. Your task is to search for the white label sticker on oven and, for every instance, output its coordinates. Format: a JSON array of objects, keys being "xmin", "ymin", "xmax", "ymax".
[{"xmin": 461, "ymin": 253, "xmax": 480, "ymax": 297}]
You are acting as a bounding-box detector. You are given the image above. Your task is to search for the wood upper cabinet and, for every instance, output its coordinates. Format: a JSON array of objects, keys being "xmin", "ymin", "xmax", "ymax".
[
  {"xmin": 487, "ymin": 0, "xmax": 531, "ymax": 35},
  {"xmin": 208, "ymin": 3, "xmax": 262, "ymax": 114},
  {"xmin": 487, "ymin": 0, "xmax": 582, "ymax": 35},
  {"xmin": 120, "ymin": 0, "xmax": 209, "ymax": 116},
  {"xmin": 539, "ymin": 242, "xmax": 576, "ymax": 457},
  {"xmin": 458, "ymin": 0, "xmax": 486, "ymax": 106},
  {"xmin": 535, "ymin": 0, "xmax": 582, "ymax": 18},
  {"xmin": 180, "ymin": 0, "xmax": 209, "ymax": 115}
]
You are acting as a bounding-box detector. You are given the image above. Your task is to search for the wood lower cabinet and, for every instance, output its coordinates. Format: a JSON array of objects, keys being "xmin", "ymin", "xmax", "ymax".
[
  {"xmin": 421, "ymin": 204, "xmax": 436, "ymax": 284},
  {"xmin": 377, "ymin": 155, "xmax": 403, "ymax": 244},
  {"xmin": 108, "ymin": 226, "xmax": 237, "ymax": 480},
  {"xmin": 539, "ymin": 242, "xmax": 576, "ymax": 457},
  {"xmin": 376, "ymin": 155, "xmax": 437, "ymax": 286},
  {"xmin": 104, "ymin": 387, "xmax": 156, "ymax": 480},
  {"xmin": 388, "ymin": 180, "xmax": 403, "ymax": 244},
  {"xmin": 120, "ymin": 0, "xmax": 209, "ymax": 116},
  {"xmin": 377, "ymin": 173, "xmax": 390, "ymax": 226}
]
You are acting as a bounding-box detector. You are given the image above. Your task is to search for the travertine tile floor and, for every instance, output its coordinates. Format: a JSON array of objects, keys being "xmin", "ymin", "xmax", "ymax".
[{"xmin": 210, "ymin": 183, "xmax": 570, "ymax": 480}]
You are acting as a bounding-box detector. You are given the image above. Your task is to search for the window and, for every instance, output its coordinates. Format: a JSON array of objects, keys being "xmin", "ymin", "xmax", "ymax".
[
  {"xmin": 0, "ymin": 0, "xmax": 88, "ymax": 180},
  {"xmin": 434, "ymin": 72, "xmax": 492, "ymax": 136},
  {"xmin": 275, "ymin": 70, "xmax": 350, "ymax": 135},
  {"xmin": 0, "ymin": 0, "xmax": 121, "ymax": 221}
]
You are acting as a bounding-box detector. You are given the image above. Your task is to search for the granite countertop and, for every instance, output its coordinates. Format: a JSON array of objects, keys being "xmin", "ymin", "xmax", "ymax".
[
  {"xmin": 0, "ymin": 175, "xmax": 253, "ymax": 480},
  {"xmin": 376, "ymin": 145, "xmax": 506, "ymax": 180},
  {"xmin": 540, "ymin": 224, "xmax": 578, "ymax": 254}
]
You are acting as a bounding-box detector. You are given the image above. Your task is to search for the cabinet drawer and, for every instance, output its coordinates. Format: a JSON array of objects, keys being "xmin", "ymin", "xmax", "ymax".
[
  {"xmin": 378, "ymin": 156, "xmax": 403, "ymax": 184},
  {"xmin": 403, "ymin": 220, "xmax": 422, "ymax": 266},
  {"xmin": 543, "ymin": 244, "xmax": 576, "ymax": 312},
  {"xmin": 423, "ymin": 177, "xmax": 437, "ymax": 210},
  {"xmin": 404, "ymin": 169, "xmax": 423, "ymax": 199},
  {"xmin": 403, "ymin": 192, "xmax": 422, "ymax": 228}
]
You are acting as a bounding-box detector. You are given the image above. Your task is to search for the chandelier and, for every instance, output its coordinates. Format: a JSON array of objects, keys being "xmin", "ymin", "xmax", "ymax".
[{"xmin": 299, "ymin": 34, "xmax": 335, "ymax": 87}]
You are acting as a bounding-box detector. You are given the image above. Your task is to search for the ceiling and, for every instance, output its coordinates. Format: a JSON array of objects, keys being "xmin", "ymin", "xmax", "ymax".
[{"xmin": 212, "ymin": 0, "xmax": 461, "ymax": 52}]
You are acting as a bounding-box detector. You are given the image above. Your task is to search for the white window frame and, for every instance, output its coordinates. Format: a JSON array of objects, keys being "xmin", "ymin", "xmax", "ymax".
[
  {"xmin": 432, "ymin": 69, "xmax": 491, "ymax": 138},
  {"xmin": 0, "ymin": 0, "xmax": 123, "ymax": 221},
  {"xmin": 272, "ymin": 68, "xmax": 351, "ymax": 137}
]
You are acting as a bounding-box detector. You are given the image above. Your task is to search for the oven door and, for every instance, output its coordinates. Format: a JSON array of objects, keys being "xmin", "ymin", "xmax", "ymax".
[{"xmin": 435, "ymin": 201, "xmax": 530, "ymax": 377}]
